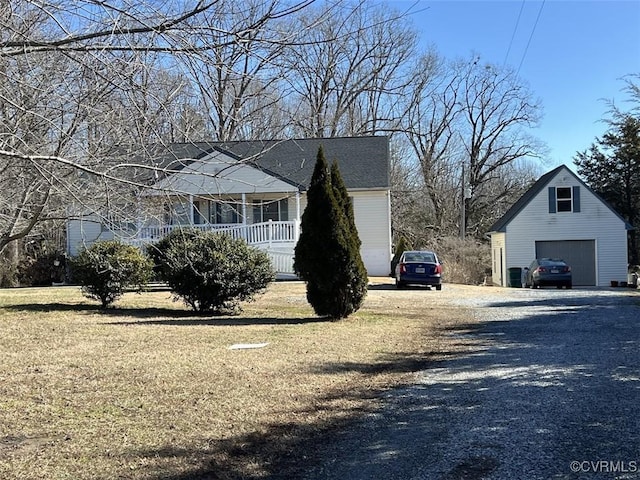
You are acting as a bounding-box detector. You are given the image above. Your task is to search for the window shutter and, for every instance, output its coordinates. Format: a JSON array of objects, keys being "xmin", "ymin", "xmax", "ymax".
[
  {"xmin": 572, "ymin": 186, "xmax": 580, "ymax": 212},
  {"xmin": 548, "ymin": 187, "xmax": 556, "ymax": 213}
]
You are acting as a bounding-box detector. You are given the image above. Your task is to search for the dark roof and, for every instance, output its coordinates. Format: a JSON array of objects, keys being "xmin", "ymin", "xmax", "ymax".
[
  {"xmin": 140, "ymin": 136, "xmax": 390, "ymax": 191},
  {"xmin": 489, "ymin": 165, "xmax": 633, "ymax": 232}
]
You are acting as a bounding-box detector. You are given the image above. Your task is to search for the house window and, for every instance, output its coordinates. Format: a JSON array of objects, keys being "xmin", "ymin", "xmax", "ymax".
[
  {"xmin": 193, "ymin": 200, "xmax": 203, "ymax": 224},
  {"xmin": 556, "ymin": 187, "xmax": 573, "ymax": 212},
  {"xmin": 193, "ymin": 200, "xmax": 242, "ymax": 224},
  {"xmin": 211, "ymin": 201, "xmax": 241, "ymax": 224},
  {"xmin": 253, "ymin": 199, "xmax": 289, "ymax": 223},
  {"xmin": 165, "ymin": 201, "xmax": 190, "ymax": 225}
]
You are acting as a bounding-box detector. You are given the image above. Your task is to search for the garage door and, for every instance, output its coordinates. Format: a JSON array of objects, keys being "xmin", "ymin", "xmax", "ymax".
[{"xmin": 535, "ymin": 240, "xmax": 596, "ymax": 286}]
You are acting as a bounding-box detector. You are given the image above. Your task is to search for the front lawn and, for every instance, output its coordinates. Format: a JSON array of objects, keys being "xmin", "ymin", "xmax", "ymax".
[{"xmin": 0, "ymin": 281, "xmax": 472, "ymax": 479}]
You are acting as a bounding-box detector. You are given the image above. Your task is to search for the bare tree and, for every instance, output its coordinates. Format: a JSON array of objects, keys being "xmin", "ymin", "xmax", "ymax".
[
  {"xmin": 457, "ymin": 58, "xmax": 543, "ymax": 235},
  {"xmin": 395, "ymin": 53, "xmax": 543, "ymax": 241},
  {"xmin": 284, "ymin": 0, "xmax": 416, "ymax": 137},
  {"xmin": 179, "ymin": 0, "xmax": 302, "ymax": 141},
  {"xmin": 0, "ymin": 0, "xmax": 314, "ymax": 257},
  {"xmin": 397, "ymin": 49, "xmax": 463, "ymax": 236}
]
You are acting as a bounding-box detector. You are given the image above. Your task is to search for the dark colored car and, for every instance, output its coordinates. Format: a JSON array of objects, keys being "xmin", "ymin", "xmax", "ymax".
[
  {"xmin": 525, "ymin": 258, "xmax": 572, "ymax": 289},
  {"xmin": 395, "ymin": 250, "xmax": 442, "ymax": 290}
]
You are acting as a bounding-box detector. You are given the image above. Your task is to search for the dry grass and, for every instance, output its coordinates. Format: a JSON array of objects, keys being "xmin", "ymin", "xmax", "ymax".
[{"xmin": 0, "ymin": 279, "xmax": 480, "ymax": 480}]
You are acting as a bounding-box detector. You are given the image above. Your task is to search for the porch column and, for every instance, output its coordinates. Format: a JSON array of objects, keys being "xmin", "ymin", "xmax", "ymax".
[
  {"xmin": 135, "ymin": 194, "xmax": 142, "ymax": 234},
  {"xmin": 188, "ymin": 194, "xmax": 194, "ymax": 225},
  {"xmin": 242, "ymin": 193, "xmax": 247, "ymax": 225},
  {"xmin": 294, "ymin": 191, "xmax": 301, "ymax": 241}
]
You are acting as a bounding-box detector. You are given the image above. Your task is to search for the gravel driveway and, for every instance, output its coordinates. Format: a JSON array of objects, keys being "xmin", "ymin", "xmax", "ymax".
[{"xmin": 305, "ymin": 285, "xmax": 640, "ymax": 480}]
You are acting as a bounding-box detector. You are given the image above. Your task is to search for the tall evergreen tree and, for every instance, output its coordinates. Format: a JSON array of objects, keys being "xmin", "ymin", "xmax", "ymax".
[
  {"xmin": 294, "ymin": 147, "xmax": 368, "ymax": 319},
  {"xmin": 331, "ymin": 161, "xmax": 361, "ymax": 248},
  {"xmin": 575, "ymin": 114, "xmax": 640, "ymax": 264},
  {"xmin": 330, "ymin": 160, "xmax": 368, "ymax": 314}
]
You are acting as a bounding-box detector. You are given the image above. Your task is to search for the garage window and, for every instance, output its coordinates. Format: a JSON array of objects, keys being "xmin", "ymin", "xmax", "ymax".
[
  {"xmin": 556, "ymin": 187, "xmax": 572, "ymax": 212},
  {"xmin": 548, "ymin": 186, "xmax": 581, "ymax": 213}
]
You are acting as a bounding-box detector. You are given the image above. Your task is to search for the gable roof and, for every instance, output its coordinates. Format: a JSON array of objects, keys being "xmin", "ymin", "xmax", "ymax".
[
  {"xmin": 489, "ymin": 165, "xmax": 633, "ymax": 233},
  {"xmin": 138, "ymin": 136, "xmax": 389, "ymax": 191},
  {"xmin": 146, "ymin": 147, "xmax": 304, "ymax": 196}
]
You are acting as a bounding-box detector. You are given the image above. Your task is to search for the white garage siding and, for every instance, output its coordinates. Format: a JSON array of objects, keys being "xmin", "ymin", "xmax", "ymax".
[
  {"xmin": 491, "ymin": 233, "xmax": 506, "ymax": 287},
  {"xmin": 502, "ymin": 170, "xmax": 628, "ymax": 287}
]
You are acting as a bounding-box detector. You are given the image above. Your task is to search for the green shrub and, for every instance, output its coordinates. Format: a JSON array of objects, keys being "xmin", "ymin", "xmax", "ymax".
[
  {"xmin": 17, "ymin": 252, "xmax": 66, "ymax": 286},
  {"xmin": 70, "ymin": 240, "xmax": 152, "ymax": 308},
  {"xmin": 150, "ymin": 228, "xmax": 275, "ymax": 313},
  {"xmin": 146, "ymin": 227, "xmax": 202, "ymax": 281}
]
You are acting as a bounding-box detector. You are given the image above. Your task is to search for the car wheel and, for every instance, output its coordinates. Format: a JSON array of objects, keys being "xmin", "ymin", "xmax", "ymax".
[
  {"xmin": 435, "ymin": 284, "xmax": 442, "ymax": 291},
  {"xmin": 566, "ymin": 283, "xmax": 572, "ymax": 289}
]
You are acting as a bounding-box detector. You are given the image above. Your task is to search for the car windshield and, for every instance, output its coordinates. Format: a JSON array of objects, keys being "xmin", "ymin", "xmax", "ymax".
[
  {"xmin": 540, "ymin": 259, "xmax": 566, "ymax": 266},
  {"xmin": 403, "ymin": 252, "xmax": 436, "ymax": 263}
]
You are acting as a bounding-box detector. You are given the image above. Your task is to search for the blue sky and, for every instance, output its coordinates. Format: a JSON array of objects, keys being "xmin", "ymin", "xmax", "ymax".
[{"xmin": 385, "ymin": 0, "xmax": 640, "ymax": 172}]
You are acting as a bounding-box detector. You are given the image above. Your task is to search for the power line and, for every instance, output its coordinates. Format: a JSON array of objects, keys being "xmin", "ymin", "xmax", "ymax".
[
  {"xmin": 503, "ymin": 0, "xmax": 526, "ymax": 66},
  {"xmin": 517, "ymin": 0, "xmax": 546, "ymax": 75}
]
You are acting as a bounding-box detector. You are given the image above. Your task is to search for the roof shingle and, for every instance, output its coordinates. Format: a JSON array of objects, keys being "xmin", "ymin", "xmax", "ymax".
[{"xmin": 141, "ymin": 136, "xmax": 390, "ymax": 191}]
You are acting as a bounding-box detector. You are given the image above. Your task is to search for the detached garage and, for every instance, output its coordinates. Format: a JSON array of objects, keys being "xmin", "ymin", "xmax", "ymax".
[{"xmin": 489, "ymin": 165, "xmax": 632, "ymax": 287}]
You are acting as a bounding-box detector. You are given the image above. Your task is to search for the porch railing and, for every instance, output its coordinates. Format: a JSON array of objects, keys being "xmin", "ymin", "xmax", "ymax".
[
  {"xmin": 133, "ymin": 220, "xmax": 299, "ymax": 247},
  {"xmin": 117, "ymin": 220, "xmax": 298, "ymax": 275}
]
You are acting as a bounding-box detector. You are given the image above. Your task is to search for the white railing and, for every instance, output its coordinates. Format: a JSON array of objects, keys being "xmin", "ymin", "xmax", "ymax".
[
  {"xmin": 134, "ymin": 220, "xmax": 299, "ymax": 247},
  {"xmin": 265, "ymin": 249, "xmax": 296, "ymax": 275},
  {"xmin": 119, "ymin": 221, "xmax": 300, "ymax": 275}
]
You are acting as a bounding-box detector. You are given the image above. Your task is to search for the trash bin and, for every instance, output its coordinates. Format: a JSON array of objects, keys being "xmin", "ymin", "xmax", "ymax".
[{"xmin": 507, "ymin": 267, "xmax": 522, "ymax": 288}]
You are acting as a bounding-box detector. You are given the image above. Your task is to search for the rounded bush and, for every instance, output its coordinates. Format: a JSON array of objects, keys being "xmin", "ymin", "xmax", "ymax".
[
  {"xmin": 149, "ymin": 228, "xmax": 275, "ymax": 313},
  {"xmin": 71, "ymin": 240, "xmax": 152, "ymax": 308}
]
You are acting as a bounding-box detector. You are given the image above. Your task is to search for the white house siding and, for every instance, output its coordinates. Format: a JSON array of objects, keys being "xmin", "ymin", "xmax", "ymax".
[
  {"xmin": 351, "ymin": 190, "xmax": 392, "ymax": 277},
  {"xmin": 67, "ymin": 216, "xmax": 115, "ymax": 256},
  {"xmin": 503, "ymin": 170, "xmax": 627, "ymax": 287},
  {"xmin": 296, "ymin": 190, "xmax": 392, "ymax": 277}
]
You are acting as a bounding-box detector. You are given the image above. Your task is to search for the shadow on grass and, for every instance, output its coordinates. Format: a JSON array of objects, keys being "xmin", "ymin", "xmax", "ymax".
[
  {"xmin": 108, "ymin": 316, "xmax": 334, "ymax": 326},
  {"xmin": 4, "ymin": 302, "xmax": 194, "ymax": 318},
  {"xmin": 2, "ymin": 302, "xmax": 332, "ymax": 326},
  {"xmin": 308, "ymin": 349, "xmax": 481, "ymax": 377},
  {"xmin": 132, "ymin": 349, "xmax": 466, "ymax": 480}
]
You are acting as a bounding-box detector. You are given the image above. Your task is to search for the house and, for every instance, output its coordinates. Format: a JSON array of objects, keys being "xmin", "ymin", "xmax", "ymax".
[
  {"xmin": 488, "ymin": 165, "xmax": 632, "ymax": 287},
  {"xmin": 66, "ymin": 136, "xmax": 392, "ymax": 277}
]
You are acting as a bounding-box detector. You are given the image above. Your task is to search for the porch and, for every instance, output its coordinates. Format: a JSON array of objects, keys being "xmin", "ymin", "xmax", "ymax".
[{"xmin": 119, "ymin": 220, "xmax": 300, "ymax": 275}]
